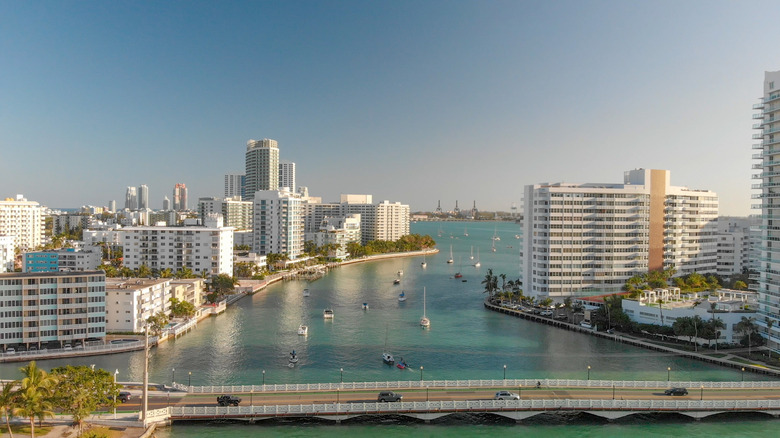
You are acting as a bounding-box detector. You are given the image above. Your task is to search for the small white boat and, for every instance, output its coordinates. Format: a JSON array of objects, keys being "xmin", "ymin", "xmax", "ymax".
[
  {"xmin": 515, "ymin": 234, "xmax": 520, "ymax": 239},
  {"xmin": 473, "ymin": 248, "xmax": 481, "ymax": 267},
  {"xmin": 420, "ymin": 287, "xmax": 430, "ymax": 328},
  {"xmin": 398, "ymin": 291, "xmax": 407, "ymax": 302},
  {"xmin": 323, "ymin": 308, "xmax": 334, "ymax": 319},
  {"xmin": 289, "ymin": 350, "xmax": 299, "ymax": 363},
  {"xmin": 470, "ymin": 246, "xmax": 474, "ymax": 260},
  {"xmin": 421, "ymin": 253, "xmax": 427, "ymax": 268},
  {"xmin": 464, "ymin": 226, "xmax": 468, "ymax": 237},
  {"xmin": 297, "ymin": 325, "xmax": 308, "ymax": 336},
  {"xmin": 362, "ymin": 302, "xmax": 369, "ymax": 310},
  {"xmin": 447, "ymin": 245, "xmax": 454, "ymax": 264},
  {"xmin": 397, "ymin": 270, "xmax": 403, "ymax": 276},
  {"xmin": 382, "ymin": 352, "xmax": 395, "ymax": 364},
  {"xmin": 393, "ymin": 278, "xmax": 401, "ymax": 285},
  {"xmin": 303, "ymin": 288, "xmax": 310, "ymax": 297}
]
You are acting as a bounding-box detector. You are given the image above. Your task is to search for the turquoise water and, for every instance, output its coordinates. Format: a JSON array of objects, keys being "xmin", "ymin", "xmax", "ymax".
[{"xmin": 2, "ymin": 221, "xmax": 777, "ymax": 435}]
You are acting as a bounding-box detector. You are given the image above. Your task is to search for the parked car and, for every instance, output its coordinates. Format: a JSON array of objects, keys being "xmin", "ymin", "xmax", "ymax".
[
  {"xmin": 494, "ymin": 391, "xmax": 520, "ymax": 400},
  {"xmin": 540, "ymin": 310, "xmax": 553, "ymax": 317},
  {"xmin": 118, "ymin": 391, "xmax": 132, "ymax": 403},
  {"xmin": 664, "ymin": 387, "xmax": 688, "ymax": 396},
  {"xmin": 5, "ymin": 348, "xmax": 15, "ymax": 354},
  {"xmin": 217, "ymin": 394, "xmax": 242, "ymax": 406},
  {"xmin": 377, "ymin": 391, "xmax": 403, "ymax": 402},
  {"xmin": 63, "ymin": 344, "xmax": 72, "ymax": 350}
]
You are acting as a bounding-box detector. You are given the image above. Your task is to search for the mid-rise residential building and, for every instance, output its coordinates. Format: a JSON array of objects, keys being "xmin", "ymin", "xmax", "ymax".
[
  {"xmin": 302, "ymin": 194, "xmax": 410, "ymax": 245},
  {"xmin": 125, "ymin": 187, "xmax": 138, "ymax": 210},
  {"xmin": 245, "ymin": 138, "xmax": 280, "ymax": 200},
  {"xmin": 23, "ymin": 248, "xmax": 102, "ymax": 272},
  {"xmin": 108, "ymin": 200, "xmax": 116, "ymax": 213},
  {"xmin": 162, "ymin": 196, "xmax": 171, "ymax": 211},
  {"xmin": 198, "ymin": 196, "xmax": 253, "ymax": 230},
  {"xmin": 173, "ymin": 183, "xmax": 188, "ymax": 211},
  {"xmin": 716, "ymin": 217, "xmax": 753, "ymax": 277},
  {"xmin": 753, "ymin": 70, "xmax": 780, "ymax": 353},
  {"xmin": 52, "ymin": 213, "xmax": 92, "ymax": 236},
  {"xmin": 105, "ymin": 277, "xmax": 171, "ymax": 333},
  {"xmin": 121, "ymin": 215, "xmax": 234, "ymax": 276},
  {"xmin": 279, "ymin": 160, "xmax": 296, "ymax": 192},
  {"xmin": 138, "ymin": 184, "xmax": 150, "ymax": 210},
  {"xmin": 312, "ymin": 214, "xmax": 361, "ymax": 259},
  {"xmin": 252, "ymin": 189, "xmax": 304, "ymax": 258},
  {"xmin": 83, "ymin": 224, "xmax": 123, "ymax": 247},
  {"xmin": 0, "ymin": 195, "xmax": 44, "ymax": 251},
  {"xmin": 0, "ymin": 271, "xmax": 106, "ymax": 351},
  {"xmin": 224, "ymin": 173, "xmax": 246, "ymax": 199},
  {"xmin": 170, "ymin": 278, "xmax": 206, "ymax": 308},
  {"xmin": 0, "ymin": 235, "xmax": 15, "ymax": 273},
  {"xmin": 522, "ymin": 169, "xmax": 718, "ymax": 298}
]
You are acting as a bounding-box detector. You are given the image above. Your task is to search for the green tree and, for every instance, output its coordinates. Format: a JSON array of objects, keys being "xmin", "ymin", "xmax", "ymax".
[
  {"xmin": 207, "ymin": 274, "xmax": 239, "ymax": 303},
  {"xmin": 733, "ymin": 280, "xmax": 748, "ymax": 290},
  {"xmin": 136, "ymin": 264, "xmax": 152, "ymax": 278},
  {"xmin": 159, "ymin": 268, "xmax": 174, "ymax": 278},
  {"xmin": 174, "ymin": 267, "xmax": 195, "ymax": 279},
  {"xmin": 169, "ymin": 298, "xmax": 196, "ymax": 319},
  {"xmin": 0, "ymin": 381, "xmax": 17, "ymax": 438},
  {"xmin": 15, "ymin": 361, "xmax": 57, "ymax": 438},
  {"xmin": 50, "ymin": 365, "xmax": 121, "ymax": 436},
  {"xmin": 481, "ymin": 269, "xmax": 498, "ymax": 298},
  {"xmin": 146, "ymin": 312, "xmax": 170, "ymax": 337}
]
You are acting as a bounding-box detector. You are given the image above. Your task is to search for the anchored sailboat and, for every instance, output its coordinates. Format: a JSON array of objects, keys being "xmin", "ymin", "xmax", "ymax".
[
  {"xmin": 447, "ymin": 245, "xmax": 454, "ymax": 264},
  {"xmin": 473, "ymin": 248, "xmax": 481, "ymax": 267},
  {"xmin": 420, "ymin": 287, "xmax": 430, "ymax": 328}
]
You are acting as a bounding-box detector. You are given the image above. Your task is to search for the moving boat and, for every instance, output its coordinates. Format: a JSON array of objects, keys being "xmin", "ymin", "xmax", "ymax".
[
  {"xmin": 398, "ymin": 291, "xmax": 407, "ymax": 302},
  {"xmin": 303, "ymin": 288, "xmax": 310, "ymax": 297},
  {"xmin": 420, "ymin": 287, "xmax": 430, "ymax": 328},
  {"xmin": 362, "ymin": 302, "xmax": 369, "ymax": 310},
  {"xmin": 323, "ymin": 308, "xmax": 334, "ymax": 319},
  {"xmin": 297, "ymin": 324, "xmax": 308, "ymax": 336},
  {"xmin": 289, "ymin": 350, "xmax": 299, "ymax": 364},
  {"xmin": 421, "ymin": 253, "xmax": 427, "ymax": 268},
  {"xmin": 454, "ymin": 257, "xmax": 463, "ymax": 278},
  {"xmin": 446, "ymin": 245, "xmax": 454, "ymax": 264},
  {"xmin": 383, "ymin": 327, "xmax": 394, "ymax": 364},
  {"xmin": 396, "ymin": 357, "xmax": 409, "ymax": 369},
  {"xmin": 397, "ymin": 270, "xmax": 404, "ymax": 276},
  {"xmin": 393, "ymin": 278, "xmax": 401, "ymax": 285}
]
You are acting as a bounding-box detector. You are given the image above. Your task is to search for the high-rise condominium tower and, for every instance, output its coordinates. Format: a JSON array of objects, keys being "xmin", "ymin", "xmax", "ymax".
[
  {"xmin": 125, "ymin": 187, "xmax": 138, "ymax": 210},
  {"xmin": 245, "ymin": 138, "xmax": 279, "ymax": 200},
  {"xmin": 162, "ymin": 196, "xmax": 171, "ymax": 211},
  {"xmin": 279, "ymin": 160, "xmax": 296, "ymax": 192},
  {"xmin": 138, "ymin": 184, "xmax": 149, "ymax": 210},
  {"xmin": 173, "ymin": 183, "xmax": 188, "ymax": 211},
  {"xmin": 753, "ymin": 70, "xmax": 780, "ymax": 353},
  {"xmin": 224, "ymin": 173, "xmax": 246, "ymax": 199}
]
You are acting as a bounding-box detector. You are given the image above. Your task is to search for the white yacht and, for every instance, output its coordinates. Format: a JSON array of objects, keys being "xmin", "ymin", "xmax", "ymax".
[
  {"xmin": 303, "ymin": 288, "xmax": 310, "ymax": 297},
  {"xmin": 323, "ymin": 308, "xmax": 334, "ymax": 319},
  {"xmin": 297, "ymin": 324, "xmax": 308, "ymax": 336}
]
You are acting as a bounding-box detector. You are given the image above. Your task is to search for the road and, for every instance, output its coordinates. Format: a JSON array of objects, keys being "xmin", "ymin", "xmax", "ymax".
[{"xmin": 120, "ymin": 387, "xmax": 780, "ymax": 410}]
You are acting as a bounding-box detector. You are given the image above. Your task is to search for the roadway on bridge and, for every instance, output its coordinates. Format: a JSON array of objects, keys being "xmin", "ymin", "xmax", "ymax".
[{"xmin": 122, "ymin": 387, "xmax": 780, "ymax": 411}]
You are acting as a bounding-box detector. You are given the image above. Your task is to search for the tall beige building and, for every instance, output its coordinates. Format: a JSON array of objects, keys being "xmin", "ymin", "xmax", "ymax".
[
  {"xmin": 0, "ymin": 194, "xmax": 44, "ymax": 250},
  {"xmin": 245, "ymin": 138, "xmax": 280, "ymax": 200}
]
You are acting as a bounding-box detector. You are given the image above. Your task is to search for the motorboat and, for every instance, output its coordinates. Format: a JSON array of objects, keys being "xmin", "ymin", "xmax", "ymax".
[
  {"xmin": 303, "ymin": 288, "xmax": 310, "ymax": 297},
  {"xmin": 397, "ymin": 270, "xmax": 403, "ymax": 276},
  {"xmin": 382, "ymin": 352, "xmax": 395, "ymax": 365},
  {"xmin": 362, "ymin": 302, "xmax": 369, "ymax": 310},
  {"xmin": 396, "ymin": 357, "xmax": 408, "ymax": 369},
  {"xmin": 420, "ymin": 287, "xmax": 430, "ymax": 328},
  {"xmin": 421, "ymin": 253, "xmax": 427, "ymax": 268},
  {"xmin": 289, "ymin": 350, "xmax": 299, "ymax": 364},
  {"xmin": 454, "ymin": 272, "xmax": 462, "ymax": 278},
  {"xmin": 398, "ymin": 291, "xmax": 407, "ymax": 302},
  {"xmin": 323, "ymin": 308, "xmax": 334, "ymax": 319},
  {"xmin": 297, "ymin": 324, "xmax": 308, "ymax": 336},
  {"xmin": 393, "ymin": 279, "xmax": 401, "ymax": 285}
]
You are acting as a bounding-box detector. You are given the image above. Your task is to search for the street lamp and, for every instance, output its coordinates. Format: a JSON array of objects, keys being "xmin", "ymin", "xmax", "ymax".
[
  {"xmin": 188, "ymin": 371, "xmax": 191, "ymax": 387},
  {"xmin": 503, "ymin": 364, "xmax": 507, "ymax": 380},
  {"xmin": 741, "ymin": 367, "xmax": 745, "ymax": 382},
  {"xmin": 667, "ymin": 367, "xmax": 671, "ymax": 381},
  {"xmin": 340, "ymin": 368, "xmax": 343, "ymax": 384},
  {"xmin": 113, "ymin": 369, "xmax": 119, "ymax": 419},
  {"xmin": 172, "ymin": 368, "xmax": 175, "ymax": 385},
  {"xmin": 420, "ymin": 366, "xmax": 424, "ymax": 382},
  {"xmin": 426, "ymin": 386, "xmax": 429, "ymax": 402},
  {"xmin": 337, "ymin": 387, "xmax": 340, "ymax": 403},
  {"xmin": 587, "ymin": 365, "xmax": 591, "ymax": 381},
  {"xmin": 612, "ymin": 384, "xmax": 615, "ymax": 400},
  {"xmin": 262, "ymin": 370, "xmax": 265, "ymax": 386},
  {"xmin": 700, "ymin": 385, "xmax": 703, "ymax": 401}
]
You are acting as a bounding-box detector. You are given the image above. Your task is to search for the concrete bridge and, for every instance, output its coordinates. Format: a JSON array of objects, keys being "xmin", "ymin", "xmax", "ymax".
[{"xmin": 145, "ymin": 398, "xmax": 780, "ymax": 425}]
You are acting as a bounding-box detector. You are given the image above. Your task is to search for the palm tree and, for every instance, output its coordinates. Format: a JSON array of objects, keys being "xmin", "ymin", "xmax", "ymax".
[
  {"xmin": 16, "ymin": 361, "xmax": 57, "ymax": 438},
  {"xmin": 481, "ymin": 269, "xmax": 496, "ymax": 298},
  {"xmin": 0, "ymin": 381, "xmax": 17, "ymax": 438},
  {"xmin": 499, "ymin": 273, "xmax": 507, "ymax": 292},
  {"xmin": 657, "ymin": 298, "xmax": 665, "ymax": 326}
]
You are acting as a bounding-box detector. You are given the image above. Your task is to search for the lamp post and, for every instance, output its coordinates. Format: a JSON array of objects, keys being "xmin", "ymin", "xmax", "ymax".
[
  {"xmin": 172, "ymin": 368, "xmax": 175, "ymax": 385},
  {"xmin": 587, "ymin": 365, "xmax": 591, "ymax": 381},
  {"xmin": 188, "ymin": 371, "xmax": 191, "ymax": 388},
  {"xmin": 113, "ymin": 369, "xmax": 118, "ymax": 419},
  {"xmin": 612, "ymin": 384, "xmax": 615, "ymax": 400},
  {"xmin": 426, "ymin": 386, "xmax": 429, "ymax": 402},
  {"xmin": 503, "ymin": 364, "xmax": 507, "ymax": 381},
  {"xmin": 420, "ymin": 366, "xmax": 424, "ymax": 382},
  {"xmin": 667, "ymin": 367, "xmax": 671, "ymax": 381},
  {"xmin": 700, "ymin": 385, "xmax": 703, "ymax": 401},
  {"xmin": 741, "ymin": 367, "xmax": 745, "ymax": 382},
  {"xmin": 337, "ymin": 387, "xmax": 340, "ymax": 404},
  {"xmin": 262, "ymin": 370, "xmax": 265, "ymax": 386},
  {"xmin": 340, "ymin": 368, "xmax": 343, "ymax": 384},
  {"xmin": 518, "ymin": 384, "xmax": 521, "ymax": 399}
]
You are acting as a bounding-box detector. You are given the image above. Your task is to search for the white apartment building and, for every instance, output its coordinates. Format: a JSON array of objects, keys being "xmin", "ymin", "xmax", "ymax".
[
  {"xmin": 252, "ymin": 189, "xmax": 304, "ymax": 258},
  {"xmin": 313, "ymin": 214, "xmax": 361, "ymax": 259},
  {"xmin": 279, "ymin": 160, "xmax": 296, "ymax": 193},
  {"xmin": 245, "ymin": 138, "xmax": 280, "ymax": 200},
  {"xmin": 0, "ymin": 235, "xmax": 14, "ymax": 273},
  {"xmin": 522, "ymin": 169, "xmax": 718, "ymax": 298},
  {"xmin": 121, "ymin": 215, "xmax": 234, "ymax": 276},
  {"xmin": 0, "ymin": 271, "xmax": 106, "ymax": 351},
  {"xmin": 82, "ymin": 224, "xmax": 123, "ymax": 247},
  {"xmin": 0, "ymin": 195, "xmax": 44, "ymax": 251},
  {"xmin": 716, "ymin": 217, "xmax": 753, "ymax": 277},
  {"xmin": 753, "ymin": 70, "xmax": 780, "ymax": 353},
  {"xmin": 198, "ymin": 196, "xmax": 253, "ymax": 230},
  {"xmin": 224, "ymin": 173, "xmax": 245, "ymax": 199},
  {"xmin": 138, "ymin": 184, "xmax": 150, "ymax": 210},
  {"xmin": 125, "ymin": 187, "xmax": 138, "ymax": 210},
  {"xmin": 105, "ymin": 277, "xmax": 171, "ymax": 333},
  {"xmin": 302, "ymin": 195, "xmax": 410, "ymax": 245}
]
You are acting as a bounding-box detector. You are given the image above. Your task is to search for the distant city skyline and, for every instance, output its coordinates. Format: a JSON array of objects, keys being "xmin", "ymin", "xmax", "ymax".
[{"xmin": 3, "ymin": 1, "xmax": 780, "ymax": 215}]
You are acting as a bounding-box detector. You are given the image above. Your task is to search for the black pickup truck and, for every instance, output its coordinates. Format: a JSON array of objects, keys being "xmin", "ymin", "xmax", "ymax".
[{"xmin": 217, "ymin": 394, "xmax": 242, "ymax": 406}]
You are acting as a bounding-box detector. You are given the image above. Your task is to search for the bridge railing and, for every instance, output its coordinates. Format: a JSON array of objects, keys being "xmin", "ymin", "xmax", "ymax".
[
  {"xmin": 170, "ymin": 398, "xmax": 780, "ymax": 417},
  {"xmin": 186, "ymin": 378, "xmax": 780, "ymax": 394}
]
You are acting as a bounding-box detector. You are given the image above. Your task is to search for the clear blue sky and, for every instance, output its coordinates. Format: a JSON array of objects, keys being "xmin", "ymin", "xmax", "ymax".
[{"xmin": 1, "ymin": 0, "xmax": 778, "ymax": 215}]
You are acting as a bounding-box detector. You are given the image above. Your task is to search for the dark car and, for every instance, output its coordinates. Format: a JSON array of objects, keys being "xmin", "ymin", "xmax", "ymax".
[
  {"xmin": 377, "ymin": 391, "xmax": 403, "ymax": 402},
  {"xmin": 664, "ymin": 387, "xmax": 688, "ymax": 396},
  {"xmin": 217, "ymin": 394, "xmax": 242, "ymax": 406},
  {"xmin": 118, "ymin": 391, "xmax": 131, "ymax": 403}
]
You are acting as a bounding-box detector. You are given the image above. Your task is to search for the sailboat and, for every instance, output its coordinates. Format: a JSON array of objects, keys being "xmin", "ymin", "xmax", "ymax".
[
  {"xmin": 464, "ymin": 226, "xmax": 468, "ymax": 237},
  {"xmin": 473, "ymin": 248, "xmax": 481, "ymax": 267},
  {"xmin": 492, "ymin": 226, "xmax": 501, "ymax": 241},
  {"xmin": 491, "ymin": 238, "xmax": 496, "ymax": 252},
  {"xmin": 382, "ymin": 326, "xmax": 395, "ymax": 364},
  {"xmin": 420, "ymin": 287, "xmax": 430, "ymax": 328},
  {"xmin": 470, "ymin": 246, "xmax": 474, "ymax": 260},
  {"xmin": 421, "ymin": 253, "xmax": 427, "ymax": 268},
  {"xmin": 447, "ymin": 245, "xmax": 454, "ymax": 264},
  {"xmin": 398, "ymin": 290, "xmax": 407, "ymax": 302}
]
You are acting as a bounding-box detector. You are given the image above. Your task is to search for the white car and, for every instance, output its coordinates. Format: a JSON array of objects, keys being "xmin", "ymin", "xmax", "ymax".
[
  {"xmin": 5, "ymin": 347, "xmax": 15, "ymax": 354},
  {"xmin": 494, "ymin": 391, "xmax": 520, "ymax": 400}
]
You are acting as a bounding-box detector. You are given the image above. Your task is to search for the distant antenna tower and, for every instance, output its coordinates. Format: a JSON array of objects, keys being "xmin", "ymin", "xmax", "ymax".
[
  {"xmin": 453, "ymin": 200, "xmax": 460, "ymax": 215},
  {"xmin": 471, "ymin": 200, "xmax": 478, "ymax": 218},
  {"xmin": 435, "ymin": 200, "xmax": 443, "ymax": 214}
]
